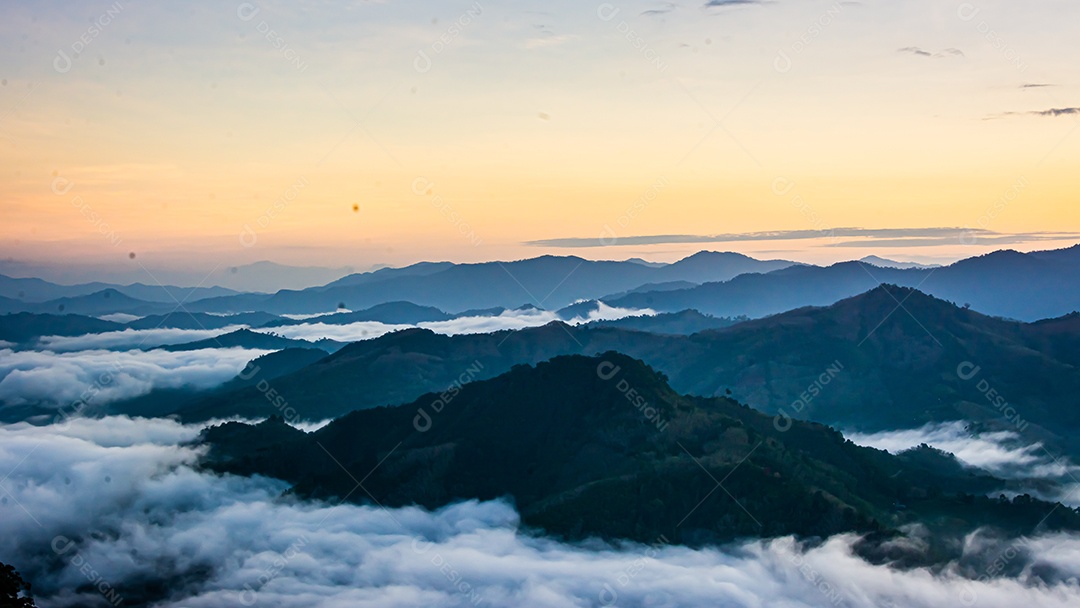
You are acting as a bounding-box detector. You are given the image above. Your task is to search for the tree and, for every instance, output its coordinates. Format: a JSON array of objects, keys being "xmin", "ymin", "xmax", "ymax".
[{"xmin": 0, "ymin": 562, "xmax": 36, "ymax": 608}]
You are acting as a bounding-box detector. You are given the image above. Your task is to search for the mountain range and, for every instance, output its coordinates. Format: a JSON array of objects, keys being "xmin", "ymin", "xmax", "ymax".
[
  {"xmin": 172, "ymin": 285, "xmax": 1080, "ymax": 461},
  {"xmin": 182, "ymin": 252, "xmax": 797, "ymax": 314},
  {"xmin": 610, "ymin": 247, "xmax": 1080, "ymax": 321},
  {"xmin": 202, "ymin": 352, "xmax": 1080, "ymax": 550},
  {"xmin": 3, "ymin": 247, "xmax": 1080, "ymax": 322},
  {"xmin": 0, "ymin": 273, "xmax": 239, "ymax": 303}
]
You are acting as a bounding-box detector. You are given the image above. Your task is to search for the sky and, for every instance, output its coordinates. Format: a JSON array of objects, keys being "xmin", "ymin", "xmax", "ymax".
[{"xmin": 2, "ymin": 0, "xmax": 1079, "ymax": 286}]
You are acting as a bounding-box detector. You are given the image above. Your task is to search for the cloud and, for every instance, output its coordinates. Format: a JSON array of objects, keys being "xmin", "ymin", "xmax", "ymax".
[
  {"xmin": 565, "ymin": 301, "xmax": 658, "ymax": 324},
  {"xmin": 0, "ymin": 347, "xmax": 269, "ymax": 410},
  {"xmin": 524, "ymin": 34, "xmax": 576, "ymax": 49},
  {"xmin": 899, "ymin": 47, "xmax": 965, "ymax": 59},
  {"xmin": 1020, "ymin": 83, "xmax": 1057, "ymax": 89},
  {"xmin": 527, "ymin": 228, "xmax": 1080, "ymax": 249},
  {"xmin": 988, "ymin": 107, "xmax": 1080, "ymax": 119},
  {"xmin": 823, "ymin": 232, "xmax": 1080, "ymax": 248},
  {"xmin": 846, "ymin": 421, "xmax": 1078, "ymax": 487},
  {"xmin": 705, "ymin": 0, "xmax": 764, "ymax": 7},
  {"xmin": 250, "ymin": 320, "xmax": 406, "ymax": 343},
  {"xmin": 899, "ymin": 46, "xmax": 932, "ymax": 57},
  {"xmin": 97, "ymin": 313, "xmax": 143, "ymax": 323},
  {"xmin": 3, "ymin": 417, "xmax": 1080, "ymax": 607},
  {"xmin": 35, "ymin": 326, "xmax": 247, "ymax": 352},
  {"xmin": 248, "ymin": 306, "xmax": 654, "ymax": 342},
  {"xmin": 641, "ymin": 3, "xmax": 678, "ymax": 17},
  {"xmin": 1028, "ymin": 107, "xmax": 1080, "ymax": 117}
]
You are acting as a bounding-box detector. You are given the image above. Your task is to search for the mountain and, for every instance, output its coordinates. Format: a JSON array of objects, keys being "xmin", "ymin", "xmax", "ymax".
[
  {"xmin": 161, "ymin": 328, "xmax": 344, "ymax": 353},
  {"xmin": 183, "ymin": 252, "xmax": 796, "ymax": 314},
  {"xmin": 178, "ymin": 286, "xmax": 1080, "ymax": 460},
  {"xmin": 859, "ymin": 255, "xmax": 940, "ymax": 269},
  {"xmin": 220, "ymin": 348, "xmax": 330, "ymax": 390},
  {"xmin": 555, "ymin": 299, "xmax": 610, "ymax": 320},
  {"xmin": 625, "ymin": 257, "xmax": 666, "ymax": 268},
  {"xmin": 32, "ymin": 289, "xmax": 171, "ymax": 316},
  {"xmin": 318, "ymin": 261, "xmax": 456, "ymax": 289},
  {"xmin": 262, "ymin": 302, "xmax": 452, "ymax": 327},
  {"xmin": 601, "ymin": 280, "xmax": 700, "ymax": 299},
  {"xmin": 0, "ymin": 296, "xmax": 26, "ymax": 315},
  {"xmin": 201, "ymin": 353, "xmax": 1080, "ymax": 548},
  {"xmin": 175, "ymin": 322, "xmax": 596, "ymax": 422},
  {"xmin": 0, "ymin": 313, "xmax": 124, "ymax": 346},
  {"xmin": 584, "ymin": 310, "xmax": 746, "ymax": 334},
  {"xmin": 657, "ymin": 250, "xmax": 797, "ymax": 282},
  {"xmin": 0, "ymin": 273, "xmax": 239, "ymax": 303},
  {"xmin": 610, "ymin": 246, "xmax": 1080, "ymax": 321}
]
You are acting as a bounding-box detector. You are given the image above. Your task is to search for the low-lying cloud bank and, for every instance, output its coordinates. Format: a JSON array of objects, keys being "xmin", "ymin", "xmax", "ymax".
[
  {"xmin": 1, "ymin": 417, "xmax": 1079, "ymax": 607},
  {"xmin": 846, "ymin": 421, "xmax": 1076, "ymax": 479},
  {"xmin": 250, "ymin": 303, "xmax": 654, "ymax": 343},
  {"xmin": 0, "ymin": 348, "xmax": 270, "ymax": 410},
  {"xmin": 35, "ymin": 326, "xmax": 247, "ymax": 352},
  {"xmin": 847, "ymin": 421, "xmax": 1080, "ymax": 506}
]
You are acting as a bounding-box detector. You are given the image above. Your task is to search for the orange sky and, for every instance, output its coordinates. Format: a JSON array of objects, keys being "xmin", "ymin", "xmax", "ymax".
[{"xmin": 1, "ymin": 0, "xmax": 1078, "ymax": 284}]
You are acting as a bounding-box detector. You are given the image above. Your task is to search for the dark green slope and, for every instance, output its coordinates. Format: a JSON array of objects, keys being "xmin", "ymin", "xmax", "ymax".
[{"xmin": 202, "ymin": 353, "xmax": 1079, "ymax": 548}]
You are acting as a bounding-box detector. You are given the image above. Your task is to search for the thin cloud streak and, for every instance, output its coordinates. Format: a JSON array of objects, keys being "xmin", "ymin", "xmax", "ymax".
[{"xmin": 525, "ymin": 228, "xmax": 1080, "ymax": 248}]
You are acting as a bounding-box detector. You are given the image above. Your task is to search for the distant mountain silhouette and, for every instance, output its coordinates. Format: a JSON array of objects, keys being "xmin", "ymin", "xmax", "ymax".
[
  {"xmin": 0, "ymin": 273, "xmax": 239, "ymax": 303},
  {"xmin": 601, "ymin": 280, "xmax": 700, "ymax": 299},
  {"xmin": 0, "ymin": 313, "xmax": 124, "ymax": 345},
  {"xmin": 610, "ymin": 246, "xmax": 1080, "ymax": 321},
  {"xmin": 31, "ymin": 289, "xmax": 170, "ymax": 316},
  {"xmin": 319, "ymin": 261, "xmax": 456, "ymax": 289},
  {"xmin": 583, "ymin": 310, "xmax": 746, "ymax": 334},
  {"xmin": 184, "ymin": 252, "xmax": 795, "ymax": 314},
  {"xmin": 0, "ymin": 295, "xmax": 25, "ymax": 315},
  {"xmin": 161, "ymin": 329, "xmax": 344, "ymax": 353},
  {"xmin": 859, "ymin": 255, "xmax": 939, "ymax": 269},
  {"xmin": 7, "ymin": 247, "xmax": 1078, "ymax": 320}
]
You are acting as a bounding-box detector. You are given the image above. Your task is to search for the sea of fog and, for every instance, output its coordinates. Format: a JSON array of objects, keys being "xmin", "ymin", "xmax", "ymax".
[
  {"xmin": 3, "ymin": 305, "xmax": 1080, "ymax": 606},
  {"xmin": 1, "ymin": 416, "xmax": 1079, "ymax": 607}
]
